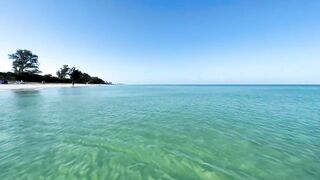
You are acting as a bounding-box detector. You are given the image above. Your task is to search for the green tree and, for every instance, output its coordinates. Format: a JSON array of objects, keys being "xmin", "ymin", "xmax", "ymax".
[
  {"xmin": 8, "ymin": 49, "xmax": 41, "ymax": 74},
  {"xmin": 69, "ymin": 67, "xmax": 83, "ymax": 82},
  {"xmin": 56, "ymin": 65, "xmax": 70, "ymax": 79},
  {"xmin": 89, "ymin": 76, "xmax": 105, "ymax": 84},
  {"xmin": 80, "ymin": 73, "xmax": 91, "ymax": 83}
]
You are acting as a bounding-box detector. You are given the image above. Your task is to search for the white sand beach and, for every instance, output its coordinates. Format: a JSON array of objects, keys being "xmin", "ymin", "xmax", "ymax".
[{"xmin": 0, "ymin": 83, "xmax": 96, "ymax": 91}]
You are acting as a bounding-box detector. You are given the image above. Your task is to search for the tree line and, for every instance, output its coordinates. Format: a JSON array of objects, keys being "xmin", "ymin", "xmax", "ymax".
[{"xmin": 0, "ymin": 49, "xmax": 111, "ymax": 84}]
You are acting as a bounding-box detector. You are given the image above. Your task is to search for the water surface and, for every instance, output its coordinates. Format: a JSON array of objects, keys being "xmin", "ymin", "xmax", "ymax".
[{"xmin": 0, "ymin": 85, "xmax": 319, "ymax": 179}]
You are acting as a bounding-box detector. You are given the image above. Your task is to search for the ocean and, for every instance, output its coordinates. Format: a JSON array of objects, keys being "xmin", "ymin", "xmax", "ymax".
[{"xmin": 0, "ymin": 85, "xmax": 319, "ymax": 179}]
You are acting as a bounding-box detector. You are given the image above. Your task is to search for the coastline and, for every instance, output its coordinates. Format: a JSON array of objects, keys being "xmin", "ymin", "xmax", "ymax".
[{"xmin": 0, "ymin": 83, "xmax": 98, "ymax": 91}]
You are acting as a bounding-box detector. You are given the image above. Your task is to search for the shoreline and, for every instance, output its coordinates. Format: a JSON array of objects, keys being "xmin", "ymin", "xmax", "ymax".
[{"xmin": 0, "ymin": 83, "xmax": 98, "ymax": 91}]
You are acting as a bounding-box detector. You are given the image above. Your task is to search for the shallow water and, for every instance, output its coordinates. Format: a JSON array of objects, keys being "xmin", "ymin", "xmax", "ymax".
[{"xmin": 0, "ymin": 85, "xmax": 319, "ymax": 179}]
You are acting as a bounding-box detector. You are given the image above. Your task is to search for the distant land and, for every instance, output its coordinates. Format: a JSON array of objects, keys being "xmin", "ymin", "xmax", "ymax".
[{"xmin": 0, "ymin": 49, "xmax": 111, "ymax": 84}]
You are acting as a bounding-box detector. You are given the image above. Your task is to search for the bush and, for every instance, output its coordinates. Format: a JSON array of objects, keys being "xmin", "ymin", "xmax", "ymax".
[
  {"xmin": 0, "ymin": 72, "xmax": 71, "ymax": 83},
  {"xmin": 88, "ymin": 77, "xmax": 105, "ymax": 84},
  {"xmin": 0, "ymin": 72, "xmax": 108, "ymax": 84}
]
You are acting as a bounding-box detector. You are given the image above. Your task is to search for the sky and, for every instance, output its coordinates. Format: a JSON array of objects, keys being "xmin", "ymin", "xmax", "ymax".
[{"xmin": 0, "ymin": 0, "xmax": 319, "ymax": 84}]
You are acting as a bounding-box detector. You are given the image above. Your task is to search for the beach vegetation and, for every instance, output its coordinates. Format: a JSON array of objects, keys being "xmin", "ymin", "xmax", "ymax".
[
  {"xmin": 68, "ymin": 67, "xmax": 107, "ymax": 84},
  {"xmin": 56, "ymin": 65, "xmax": 70, "ymax": 79},
  {"xmin": 1, "ymin": 49, "xmax": 111, "ymax": 84},
  {"xmin": 8, "ymin": 49, "xmax": 41, "ymax": 74}
]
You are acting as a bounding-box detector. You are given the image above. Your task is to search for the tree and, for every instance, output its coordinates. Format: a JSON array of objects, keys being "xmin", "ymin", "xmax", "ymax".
[
  {"xmin": 8, "ymin": 49, "xmax": 41, "ymax": 74},
  {"xmin": 68, "ymin": 67, "xmax": 83, "ymax": 82},
  {"xmin": 56, "ymin": 66, "xmax": 107, "ymax": 84},
  {"xmin": 56, "ymin": 65, "xmax": 70, "ymax": 79},
  {"xmin": 80, "ymin": 73, "xmax": 91, "ymax": 83},
  {"xmin": 89, "ymin": 76, "xmax": 105, "ymax": 84}
]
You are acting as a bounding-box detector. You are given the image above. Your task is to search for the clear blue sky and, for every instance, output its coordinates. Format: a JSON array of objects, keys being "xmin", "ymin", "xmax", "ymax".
[{"xmin": 0, "ymin": 0, "xmax": 319, "ymax": 84}]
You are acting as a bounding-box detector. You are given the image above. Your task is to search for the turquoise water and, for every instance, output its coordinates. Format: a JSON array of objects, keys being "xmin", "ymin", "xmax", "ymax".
[{"xmin": 0, "ymin": 85, "xmax": 319, "ymax": 179}]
